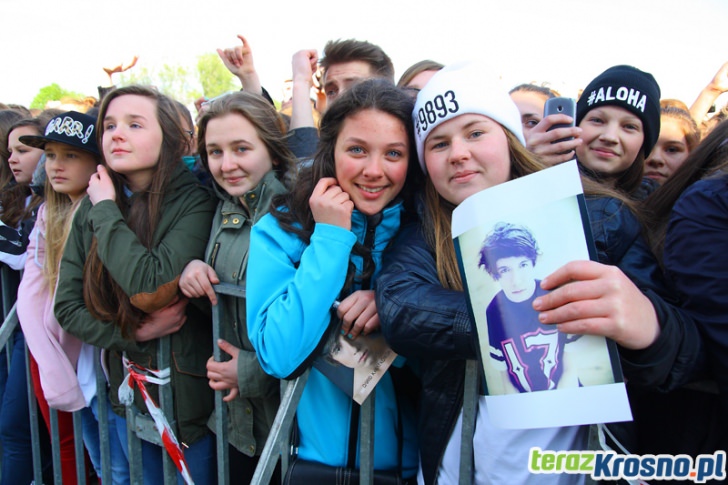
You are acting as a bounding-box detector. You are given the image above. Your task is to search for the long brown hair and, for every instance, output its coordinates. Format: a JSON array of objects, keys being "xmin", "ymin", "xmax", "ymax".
[
  {"xmin": 2, "ymin": 118, "xmax": 44, "ymax": 227},
  {"xmin": 44, "ymin": 182, "xmax": 86, "ymax": 294},
  {"xmin": 643, "ymin": 118, "xmax": 728, "ymax": 262},
  {"xmin": 83, "ymin": 85, "xmax": 188, "ymax": 338}
]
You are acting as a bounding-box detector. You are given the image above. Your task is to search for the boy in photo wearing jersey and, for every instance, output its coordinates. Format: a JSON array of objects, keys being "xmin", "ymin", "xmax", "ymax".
[{"xmin": 479, "ymin": 222, "xmax": 578, "ymax": 394}]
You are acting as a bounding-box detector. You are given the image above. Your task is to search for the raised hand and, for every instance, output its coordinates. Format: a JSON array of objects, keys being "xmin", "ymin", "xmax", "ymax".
[
  {"xmin": 103, "ymin": 55, "xmax": 139, "ymax": 84},
  {"xmin": 690, "ymin": 61, "xmax": 728, "ymax": 124},
  {"xmin": 289, "ymin": 49, "xmax": 319, "ymax": 130},
  {"xmin": 292, "ymin": 49, "xmax": 318, "ymax": 85},
  {"xmin": 87, "ymin": 165, "xmax": 116, "ymax": 205},
  {"xmin": 525, "ymin": 114, "xmax": 583, "ymax": 166},
  {"xmin": 216, "ymin": 34, "xmax": 261, "ymax": 94},
  {"xmin": 309, "ymin": 177, "xmax": 354, "ymax": 230},
  {"xmin": 707, "ymin": 61, "xmax": 728, "ymax": 94}
]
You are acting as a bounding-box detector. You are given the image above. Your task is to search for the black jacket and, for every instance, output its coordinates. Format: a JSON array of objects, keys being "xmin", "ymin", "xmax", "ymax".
[
  {"xmin": 660, "ymin": 174, "xmax": 728, "ymax": 456},
  {"xmin": 664, "ymin": 174, "xmax": 728, "ymax": 404},
  {"xmin": 376, "ymin": 195, "xmax": 704, "ymax": 484}
]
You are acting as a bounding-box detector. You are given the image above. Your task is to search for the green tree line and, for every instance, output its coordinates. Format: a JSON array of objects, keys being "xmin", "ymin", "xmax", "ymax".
[{"xmin": 31, "ymin": 53, "xmax": 239, "ymax": 110}]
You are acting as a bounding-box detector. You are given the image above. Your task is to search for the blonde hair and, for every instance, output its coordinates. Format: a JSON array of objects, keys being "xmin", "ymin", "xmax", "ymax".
[{"xmin": 43, "ymin": 180, "xmax": 83, "ymax": 294}]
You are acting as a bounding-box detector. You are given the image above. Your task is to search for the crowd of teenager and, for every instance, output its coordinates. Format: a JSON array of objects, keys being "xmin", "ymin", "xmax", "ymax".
[{"xmin": 1, "ymin": 35, "xmax": 727, "ymax": 484}]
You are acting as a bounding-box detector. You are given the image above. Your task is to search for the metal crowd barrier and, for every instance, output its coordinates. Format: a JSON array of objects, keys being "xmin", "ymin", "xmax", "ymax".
[
  {"xmin": 246, "ymin": 300, "xmax": 479, "ymax": 485},
  {"xmin": 249, "ymin": 364, "xmax": 478, "ymax": 485},
  {"xmin": 0, "ymin": 263, "xmax": 180, "ymax": 485},
  {"xmin": 250, "ymin": 370, "xmax": 383, "ymax": 485},
  {"xmin": 0, "ymin": 271, "xmax": 479, "ymax": 484},
  {"xmin": 125, "ymin": 335, "xmax": 177, "ymax": 484}
]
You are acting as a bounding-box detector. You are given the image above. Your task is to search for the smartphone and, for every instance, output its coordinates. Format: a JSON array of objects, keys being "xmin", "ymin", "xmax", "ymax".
[
  {"xmin": 543, "ymin": 97, "xmax": 576, "ymax": 137},
  {"xmin": 543, "ymin": 97, "xmax": 576, "ymax": 155}
]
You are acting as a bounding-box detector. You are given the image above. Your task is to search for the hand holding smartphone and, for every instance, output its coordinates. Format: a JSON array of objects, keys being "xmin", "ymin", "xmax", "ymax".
[
  {"xmin": 525, "ymin": 97, "xmax": 580, "ymax": 165},
  {"xmin": 543, "ymin": 97, "xmax": 576, "ymax": 144}
]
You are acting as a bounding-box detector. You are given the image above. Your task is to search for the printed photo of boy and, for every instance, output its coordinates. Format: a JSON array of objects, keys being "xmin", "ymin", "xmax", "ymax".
[{"xmin": 478, "ymin": 222, "xmax": 579, "ymax": 394}]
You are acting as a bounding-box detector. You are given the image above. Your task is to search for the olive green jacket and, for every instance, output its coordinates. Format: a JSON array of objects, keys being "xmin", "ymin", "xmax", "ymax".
[
  {"xmin": 206, "ymin": 170, "xmax": 285, "ymax": 456},
  {"xmin": 55, "ymin": 165, "xmax": 217, "ymax": 445}
]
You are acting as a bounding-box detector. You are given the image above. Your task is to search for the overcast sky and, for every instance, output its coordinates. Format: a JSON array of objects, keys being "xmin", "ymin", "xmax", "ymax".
[{"xmin": 1, "ymin": 0, "xmax": 726, "ymax": 108}]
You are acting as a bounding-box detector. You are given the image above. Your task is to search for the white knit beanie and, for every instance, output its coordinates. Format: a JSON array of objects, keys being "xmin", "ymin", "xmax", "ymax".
[{"xmin": 413, "ymin": 60, "xmax": 525, "ymax": 174}]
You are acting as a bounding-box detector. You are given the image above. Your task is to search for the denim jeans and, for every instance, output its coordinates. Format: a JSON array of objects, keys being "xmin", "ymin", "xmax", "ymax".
[
  {"xmin": 141, "ymin": 431, "xmax": 216, "ymax": 484},
  {"xmin": 0, "ymin": 330, "xmax": 39, "ymax": 485},
  {"xmin": 0, "ymin": 345, "xmax": 8, "ymax": 419},
  {"xmin": 82, "ymin": 394, "xmax": 130, "ymax": 485}
]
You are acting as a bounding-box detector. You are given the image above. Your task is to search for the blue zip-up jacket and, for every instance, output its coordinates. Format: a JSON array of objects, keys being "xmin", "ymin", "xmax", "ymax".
[{"xmin": 246, "ymin": 202, "xmax": 417, "ymax": 476}]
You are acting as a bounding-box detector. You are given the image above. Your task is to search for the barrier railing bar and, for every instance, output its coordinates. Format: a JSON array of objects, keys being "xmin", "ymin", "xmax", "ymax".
[
  {"xmin": 72, "ymin": 410, "xmax": 87, "ymax": 485},
  {"xmin": 278, "ymin": 380, "xmax": 290, "ymax": 477},
  {"xmin": 360, "ymin": 390, "xmax": 375, "ymax": 485},
  {"xmin": 0, "ymin": 304, "xmax": 18, "ymax": 350},
  {"xmin": 25, "ymin": 342, "xmax": 44, "ymax": 484},
  {"xmin": 94, "ymin": 348, "xmax": 113, "ymax": 484},
  {"xmin": 212, "ymin": 282, "xmax": 246, "ymax": 300},
  {"xmin": 157, "ymin": 336, "xmax": 177, "ymax": 484},
  {"xmin": 49, "ymin": 407, "xmax": 62, "ymax": 484},
  {"xmin": 126, "ymin": 402, "xmax": 144, "ymax": 484},
  {"xmin": 459, "ymin": 359, "xmax": 478, "ymax": 484},
  {"xmin": 251, "ymin": 369, "xmax": 310, "ymax": 485},
  {"xmin": 211, "ymin": 283, "xmax": 245, "ymax": 485}
]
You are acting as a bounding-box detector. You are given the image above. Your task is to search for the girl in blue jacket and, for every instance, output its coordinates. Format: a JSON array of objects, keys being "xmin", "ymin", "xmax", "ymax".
[{"xmin": 246, "ymin": 79, "xmax": 420, "ymax": 480}]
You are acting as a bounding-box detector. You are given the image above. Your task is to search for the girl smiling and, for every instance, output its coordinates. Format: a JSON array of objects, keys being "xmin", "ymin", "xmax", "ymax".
[{"xmin": 246, "ymin": 79, "xmax": 419, "ymax": 480}]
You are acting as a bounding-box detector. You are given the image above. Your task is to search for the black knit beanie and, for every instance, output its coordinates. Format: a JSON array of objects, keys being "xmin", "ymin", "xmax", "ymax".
[{"xmin": 576, "ymin": 65, "xmax": 661, "ymax": 157}]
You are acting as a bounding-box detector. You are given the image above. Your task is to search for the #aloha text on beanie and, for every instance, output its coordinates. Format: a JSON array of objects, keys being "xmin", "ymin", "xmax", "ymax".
[{"xmin": 576, "ymin": 65, "xmax": 661, "ymax": 157}]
